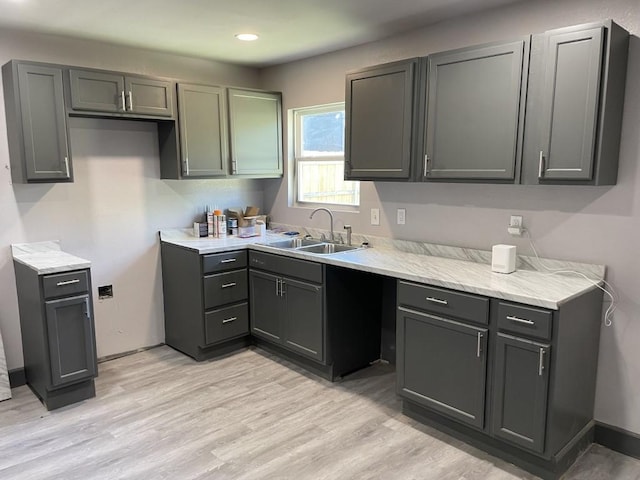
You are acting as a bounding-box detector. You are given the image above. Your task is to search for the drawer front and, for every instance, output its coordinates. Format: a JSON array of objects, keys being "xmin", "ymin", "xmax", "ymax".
[
  {"xmin": 204, "ymin": 270, "xmax": 247, "ymax": 309},
  {"xmin": 202, "ymin": 251, "xmax": 247, "ymax": 274},
  {"xmin": 42, "ymin": 270, "xmax": 89, "ymax": 299},
  {"xmin": 204, "ymin": 303, "xmax": 249, "ymax": 345},
  {"xmin": 398, "ymin": 281, "xmax": 489, "ymax": 325},
  {"xmin": 249, "ymin": 251, "xmax": 322, "ymax": 284},
  {"xmin": 497, "ymin": 302, "xmax": 552, "ymax": 341}
]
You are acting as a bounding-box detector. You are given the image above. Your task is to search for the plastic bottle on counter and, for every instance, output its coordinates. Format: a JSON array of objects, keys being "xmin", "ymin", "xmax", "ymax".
[
  {"xmin": 206, "ymin": 206, "xmax": 214, "ymax": 237},
  {"xmin": 214, "ymin": 209, "xmax": 226, "ymax": 237}
]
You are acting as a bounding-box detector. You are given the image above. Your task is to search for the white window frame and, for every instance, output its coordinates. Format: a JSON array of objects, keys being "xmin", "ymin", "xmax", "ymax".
[{"xmin": 293, "ymin": 102, "xmax": 360, "ymax": 208}]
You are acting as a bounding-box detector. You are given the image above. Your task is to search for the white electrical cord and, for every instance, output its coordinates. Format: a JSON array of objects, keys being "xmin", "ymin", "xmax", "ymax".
[{"xmin": 523, "ymin": 228, "xmax": 617, "ymax": 327}]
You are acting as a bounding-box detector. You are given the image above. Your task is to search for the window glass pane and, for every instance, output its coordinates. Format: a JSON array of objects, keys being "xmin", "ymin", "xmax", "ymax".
[
  {"xmin": 297, "ymin": 160, "xmax": 359, "ymax": 206},
  {"xmin": 301, "ymin": 111, "xmax": 345, "ymax": 157}
]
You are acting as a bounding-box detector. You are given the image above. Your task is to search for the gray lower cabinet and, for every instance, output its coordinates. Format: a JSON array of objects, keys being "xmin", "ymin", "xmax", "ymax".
[
  {"xmin": 228, "ymin": 88, "xmax": 283, "ymax": 177},
  {"xmin": 13, "ymin": 264, "xmax": 98, "ymax": 410},
  {"xmin": 492, "ymin": 333, "xmax": 550, "ymax": 453},
  {"xmin": 522, "ymin": 20, "xmax": 629, "ymax": 185},
  {"xmin": 249, "ymin": 254, "xmax": 324, "ymax": 363},
  {"xmin": 2, "ymin": 61, "xmax": 72, "ymax": 183},
  {"xmin": 423, "ymin": 39, "xmax": 528, "ymax": 181},
  {"xmin": 398, "ymin": 280, "xmax": 604, "ymax": 480},
  {"xmin": 397, "ymin": 282, "xmax": 489, "ymax": 429},
  {"xmin": 176, "ymin": 83, "xmax": 228, "ymax": 177},
  {"xmin": 345, "ymin": 59, "xmax": 420, "ymax": 180},
  {"xmin": 161, "ymin": 243, "xmax": 249, "ymax": 361},
  {"xmin": 69, "ymin": 69, "xmax": 174, "ymax": 118}
]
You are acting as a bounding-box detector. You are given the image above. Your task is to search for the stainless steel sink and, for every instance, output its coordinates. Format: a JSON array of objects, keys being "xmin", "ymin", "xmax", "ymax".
[
  {"xmin": 295, "ymin": 243, "xmax": 362, "ymax": 255},
  {"xmin": 267, "ymin": 238, "xmax": 324, "ymax": 249}
]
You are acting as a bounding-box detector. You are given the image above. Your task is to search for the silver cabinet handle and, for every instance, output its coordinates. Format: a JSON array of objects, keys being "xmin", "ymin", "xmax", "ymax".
[
  {"xmin": 426, "ymin": 296, "xmax": 448, "ymax": 305},
  {"xmin": 538, "ymin": 348, "xmax": 546, "ymax": 376},
  {"xmin": 280, "ymin": 280, "xmax": 286, "ymax": 297},
  {"xmin": 184, "ymin": 157, "xmax": 190, "ymax": 176},
  {"xmin": 538, "ymin": 151, "xmax": 545, "ymax": 178},
  {"xmin": 220, "ymin": 258, "xmax": 237, "ymax": 264},
  {"xmin": 128, "ymin": 91, "xmax": 133, "ymax": 111},
  {"xmin": 507, "ymin": 315, "xmax": 535, "ymax": 325},
  {"xmin": 57, "ymin": 279, "xmax": 80, "ymax": 286},
  {"xmin": 275, "ymin": 278, "xmax": 280, "ymax": 297},
  {"xmin": 476, "ymin": 332, "xmax": 483, "ymax": 358},
  {"xmin": 83, "ymin": 297, "xmax": 91, "ymax": 320},
  {"xmin": 64, "ymin": 156, "xmax": 70, "ymax": 177},
  {"xmin": 222, "ymin": 317, "xmax": 237, "ymax": 324},
  {"xmin": 221, "ymin": 282, "xmax": 236, "ymax": 289},
  {"xmin": 424, "ymin": 155, "xmax": 430, "ymax": 176},
  {"xmin": 121, "ymin": 90, "xmax": 126, "ymax": 110},
  {"xmin": 231, "ymin": 160, "xmax": 237, "ymax": 174}
]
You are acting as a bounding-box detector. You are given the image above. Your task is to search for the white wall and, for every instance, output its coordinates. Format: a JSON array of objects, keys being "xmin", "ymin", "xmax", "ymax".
[
  {"xmin": 260, "ymin": 0, "xmax": 640, "ymax": 434},
  {"xmin": 0, "ymin": 30, "xmax": 263, "ymax": 369}
]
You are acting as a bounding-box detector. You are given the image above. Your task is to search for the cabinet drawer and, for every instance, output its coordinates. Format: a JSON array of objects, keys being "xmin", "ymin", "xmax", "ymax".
[
  {"xmin": 398, "ymin": 281, "xmax": 489, "ymax": 325},
  {"xmin": 204, "ymin": 270, "xmax": 247, "ymax": 309},
  {"xmin": 497, "ymin": 302, "xmax": 552, "ymax": 341},
  {"xmin": 202, "ymin": 251, "xmax": 247, "ymax": 274},
  {"xmin": 249, "ymin": 251, "xmax": 322, "ymax": 284},
  {"xmin": 42, "ymin": 270, "xmax": 89, "ymax": 299},
  {"xmin": 204, "ymin": 303, "xmax": 249, "ymax": 345}
]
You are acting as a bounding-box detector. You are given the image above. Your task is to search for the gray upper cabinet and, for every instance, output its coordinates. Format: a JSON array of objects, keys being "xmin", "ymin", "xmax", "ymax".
[
  {"xmin": 2, "ymin": 61, "xmax": 72, "ymax": 183},
  {"xmin": 523, "ymin": 20, "xmax": 629, "ymax": 185},
  {"xmin": 227, "ymin": 88, "xmax": 283, "ymax": 177},
  {"xmin": 423, "ymin": 39, "xmax": 528, "ymax": 181},
  {"xmin": 177, "ymin": 83, "xmax": 228, "ymax": 177},
  {"xmin": 69, "ymin": 69, "xmax": 174, "ymax": 118},
  {"xmin": 345, "ymin": 59, "xmax": 419, "ymax": 180}
]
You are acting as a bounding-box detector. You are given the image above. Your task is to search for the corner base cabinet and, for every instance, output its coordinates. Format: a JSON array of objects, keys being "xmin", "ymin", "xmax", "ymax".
[
  {"xmin": 161, "ymin": 243, "xmax": 250, "ymax": 361},
  {"xmin": 13, "ymin": 263, "xmax": 98, "ymax": 410},
  {"xmin": 397, "ymin": 280, "xmax": 603, "ymax": 480}
]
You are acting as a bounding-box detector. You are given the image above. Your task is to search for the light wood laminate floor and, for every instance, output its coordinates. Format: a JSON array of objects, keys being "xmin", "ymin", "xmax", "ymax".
[{"xmin": 1, "ymin": 346, "xmax": 639, "ymax": 479}]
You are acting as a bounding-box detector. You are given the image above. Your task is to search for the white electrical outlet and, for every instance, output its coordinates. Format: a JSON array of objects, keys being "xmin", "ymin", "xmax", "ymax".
[
  {"xmin": 397, "ymin": 208, "xmax": 406, "ymax": 225},
  {"xmin": 508, "ymin": 215, "xmax": 523, "ymax": 236},
  {"xmin": 371, "ymin": 208, "xmax": 380, "ymax": 226}
]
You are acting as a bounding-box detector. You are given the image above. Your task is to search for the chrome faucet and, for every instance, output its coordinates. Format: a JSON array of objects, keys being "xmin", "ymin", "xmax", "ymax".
[{"xmin": 309, "ymin": 207, "xmax": 335, "ymax": 242}]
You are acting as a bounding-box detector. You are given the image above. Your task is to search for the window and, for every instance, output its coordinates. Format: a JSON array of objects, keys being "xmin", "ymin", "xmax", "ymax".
[{"xmin": 294, "ymin": 103, "xmax": 359, "ymax": 206}]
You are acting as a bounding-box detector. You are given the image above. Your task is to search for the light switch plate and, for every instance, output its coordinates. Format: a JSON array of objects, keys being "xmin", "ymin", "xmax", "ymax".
[
  {"xmin": 397, "ymin": 208, "xmax": 406, "ymax": 225},
  {"xmin": 371, "ymin": 208, "xmax": 380, "ymax": 226}
]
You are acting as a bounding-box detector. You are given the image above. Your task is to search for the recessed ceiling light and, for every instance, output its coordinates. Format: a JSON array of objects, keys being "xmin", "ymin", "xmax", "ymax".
[{"xmin": 235, "ymin": 33, "xmax": 259, "ymax": 42}]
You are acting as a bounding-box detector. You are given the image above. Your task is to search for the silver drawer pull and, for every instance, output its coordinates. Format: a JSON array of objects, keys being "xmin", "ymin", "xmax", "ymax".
[
  {"xmin": 57, "ymin": 279, "xmax": 80, "ymax": 286},
  {"xmin": 221, "ymin": 282, "xmax": 236, "ymax": 289},
  {"xmin": 506, "ymin": 315, "xmax": 535, "ymax": 325},
  {"xmin": 220, "ymin": 258, "xmax": 237, "ymax": 264},
  {"xmin": 128, "ymin": 91, "xmax": 133, "ymax": 110},
  {"xmin": 476, "ymin": 332, "xmax": 483, "ymax": 358},
  {"xmin": 121, "ymin": 90, "xmax": 126, "ymax": 110},
  {"xmin": 222, "ymin": 317, "xmax": 237, "ymax": 324},
  {"xmin": 538, "ymin": 348, "xmax": 546, "ymax": 376},
  {"xmin": 426, "ymin": 296, "xmax": 448, "ymax": 305}
]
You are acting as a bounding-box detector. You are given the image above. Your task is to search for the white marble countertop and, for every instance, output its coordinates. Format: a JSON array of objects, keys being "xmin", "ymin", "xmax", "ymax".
[
  {"xmin": 160, "ymin": 230, "xmax": 603, "ymax": 310},
  {"xmin": 11, "ymin": 241, "xmax": 91, "ymax": 275}
]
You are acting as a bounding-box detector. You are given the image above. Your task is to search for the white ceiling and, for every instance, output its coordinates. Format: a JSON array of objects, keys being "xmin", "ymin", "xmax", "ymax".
[{"xmin": 0, "ymin": 0, "xmax": 526, "ymax": 67}]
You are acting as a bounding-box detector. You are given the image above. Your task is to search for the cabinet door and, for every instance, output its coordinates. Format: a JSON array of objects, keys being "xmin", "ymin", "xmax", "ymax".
[
  {"xmin": 228, "ymin": 89, "xmax": 282, "ymax": 177},
  {"xmin": 283, "ymin": 277, "xmax": 324, "ymax": 362},
  {"xmin": 45, "ymin": 295, "xmax": 97, "ymax": 388},
  {"xmin": 249, "ymin": 270, "xmax": 283, "ymax": 343},
  {"xmin": 424, "ymin": 40, "xmax": 527, "ymax": 180},
  {"xmin": 397, "ymin": 308, "xmax": 488, "ymax": 428},
  {"xmin": 345, "ymin": 59, "xmax": 418, "ymax": 180},
  {"xmin": 538, "ymin": 27, "xmax": 603, "ymax": 181},
  {"xmin": 491, "ymin": 334, "xmax": 550, "ymax": 453},
  {"xmin": 17, "ymin": 64, "xmax": 71, "ymax": 181},
  {"xmin": 177, "ymin": 84, "xmax": 228, "ymax": 177},
  {"xmin": 69, "ymin": 69, "xmax": 125, "ymax": 113},
  {"xmin": 125, "ymin": 77, "xmax": 173, "ymax": 117}
]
